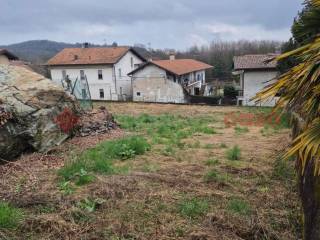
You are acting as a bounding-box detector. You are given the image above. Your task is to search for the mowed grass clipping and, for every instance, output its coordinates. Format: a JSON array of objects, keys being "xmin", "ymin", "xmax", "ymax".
[
  {"xmin": 59, "ymin": 136, "xmax": 150, "ymax": 182},
  {"xmin": 0, "ymin": 202, "xmax": 24, "ymax": 229}
]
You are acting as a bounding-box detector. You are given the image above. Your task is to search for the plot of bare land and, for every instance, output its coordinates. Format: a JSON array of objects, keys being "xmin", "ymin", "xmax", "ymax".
[{"xmin": 0, "ymin": 103, "xmax": 300, "ymax": 240}]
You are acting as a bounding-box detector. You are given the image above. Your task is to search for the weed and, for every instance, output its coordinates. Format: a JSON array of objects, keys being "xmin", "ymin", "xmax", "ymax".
[
  {"xmin": 77, "ymin": 198, "xmax": 106, "ymax": 213},
  {"xmin": 220, "ymin": 143, "xmax": 227, "ymax": 148},
  {"xmin": 178, "ymin": 197, "xmax": 209, "ymax": 219},
  {"xmin": 226, "ymin": 145, "xmax": 241, "ymax": 161},
  {"xmin": 234, "ymin": 125, "xmax": 249, "ymax": 135},
  {"xmin": 162, "ymin": 145, "xmax": 175, "ymax": 156},
  {"xmin": 15, "ymin": 177, "xmax": 26, "ymax": 193},
  {"xmin": 58, "ymin": 180, "xmax": 75, "ymax": 195},
  {"xmin": 204, "ymin": 170, "xmax": 228, "ymax": 184},
  {"xmin": 75, "ymin": 169, "xmax": 95, "ymax": 186},
  {"xmin": 272, "ymin": 157, "xmax": 295, "ymax": 182},
  {"xmin": 0, "ymin": 202, "xmax": 24, "ymax": 229},
  {"xmin": 205, "ymin": 159, "xmax": 220, "ymax": 166},
  {"xmin": 227, "ymin": 198, "xmax": 251, "ymax": 216},
  {"xmin": 196, "ymin": 126, "xmax": 216, "ymax": 134}
]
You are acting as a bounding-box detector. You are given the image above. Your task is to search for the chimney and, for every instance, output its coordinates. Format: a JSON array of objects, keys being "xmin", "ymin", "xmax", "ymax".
[
  {"xmin": 169, "ymin": 54, "xmax": 175, "ymax": 60},
  {"xmin": 82, "ymin": 42, "xmax": 89, "ymax": 48}
]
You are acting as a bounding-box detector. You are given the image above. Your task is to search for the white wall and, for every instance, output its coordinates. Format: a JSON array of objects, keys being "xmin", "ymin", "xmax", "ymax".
[
  {"xmin": 49, "ymin": 65, "xmax": 116, "ymax": 100},
  {"xmin": 0, "ymin": 55, "xmax": 10, "ymax": 64},
  {"xmin": 132, "ymin": 65, "xmax": 186, "ymax": 103},
  {"xmin": 49, "ymin": 50, "xmax": 144, "ymax": 101},
  {"xmin": 114, "ymin": 50, "xmax": 144, "ymax": 100},
  {"xmin": 242, "ymin": 70, "xmax": 278, "ymax": 106}
]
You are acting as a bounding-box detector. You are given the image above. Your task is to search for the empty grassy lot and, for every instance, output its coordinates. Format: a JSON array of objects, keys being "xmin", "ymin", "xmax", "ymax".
[{"xmin": 0, "ymin": 102, "xmax": 300, "ymax": 240}]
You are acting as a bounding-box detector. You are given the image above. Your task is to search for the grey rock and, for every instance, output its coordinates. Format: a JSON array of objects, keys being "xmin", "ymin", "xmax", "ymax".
[{"xmin": 0, "ymin": 64, "xmax": 79, "ymax": 160}]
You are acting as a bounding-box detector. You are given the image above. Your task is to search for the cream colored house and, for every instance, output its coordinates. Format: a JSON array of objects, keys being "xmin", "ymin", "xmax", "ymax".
[
  {"xmin": 47, "ymin": 46, "xmax": 146, "ymax": 101},
  {"xmin": 0, "ymin": 49, "xmax": 19, "ymax": 64},
  {"xmin": 233, "ymin": 54, "xmax": 279, "ymax": 107},
  {"xmin": 128, "ymin": 57, "xmax": 213, "ymax": 103}
]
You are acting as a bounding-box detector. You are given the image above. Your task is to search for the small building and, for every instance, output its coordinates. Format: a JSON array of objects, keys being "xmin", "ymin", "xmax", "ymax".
[
  {"xmin": 128, "ymin": 56, "xmax": 213, "ymax": 103},
  {"xmin": 233, "ymin": 54, "xmax": 279, "ymax": 106},
  {"xmin": 47, "ymin": 46, "xmax": 146, "ymax": 101},
  {"xmin": 0, "ymin": 49, "xmax": 19, "ymax": 64}
]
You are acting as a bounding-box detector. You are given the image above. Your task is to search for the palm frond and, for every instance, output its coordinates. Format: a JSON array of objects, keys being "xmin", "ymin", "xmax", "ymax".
[{"xmin": 254, "ymin": 0, "xmax": 320, "ymax": 175}]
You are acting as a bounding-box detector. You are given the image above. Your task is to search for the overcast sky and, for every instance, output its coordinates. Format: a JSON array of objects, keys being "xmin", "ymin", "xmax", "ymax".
[{"xmin": 1, "ymin": 0, "xmax": 302, "ymax": 50}]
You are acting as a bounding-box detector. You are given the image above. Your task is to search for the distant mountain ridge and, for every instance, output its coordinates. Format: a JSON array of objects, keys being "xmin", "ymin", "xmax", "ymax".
[
  {"xmin": 0, "ymin": 40, "xmax": 94, "ymax": 64},
  {"xmin": 0, "ymin": 40, "xmax": 152, "ymax": 65}
]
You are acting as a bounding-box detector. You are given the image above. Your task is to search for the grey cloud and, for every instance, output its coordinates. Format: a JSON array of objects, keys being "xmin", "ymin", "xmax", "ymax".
[{"xmin": 0, "ymin": 0, "xmax": 302, "ymax": 48}]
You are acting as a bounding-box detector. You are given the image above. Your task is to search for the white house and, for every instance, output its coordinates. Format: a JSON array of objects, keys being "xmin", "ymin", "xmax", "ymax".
[
  {"xmin": 47, "ymin": 46, "xmax": 146, "ymax": 101},
  {"xmin": 0, "ymin": 49, "xmax": 19, "ymax": 64},
  {"xmin": 128, "ymin": 56, "xmax": 213, "ymax": 103},
  {"xmin": 233, "ymin": 54, "xmax": 279, "ymax": 107}
]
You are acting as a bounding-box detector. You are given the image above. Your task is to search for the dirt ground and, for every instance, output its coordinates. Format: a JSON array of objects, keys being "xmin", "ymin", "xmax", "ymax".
[{"xmin": 0, "ymin": 102, "xmax": 300, "ymax": 240}]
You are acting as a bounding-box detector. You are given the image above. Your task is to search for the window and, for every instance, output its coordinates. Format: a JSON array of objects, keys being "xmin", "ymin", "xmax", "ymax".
[
  {"xmin": 99, "ymin": 89, "xmax": 104, "ymax": 99},
  {"xmin": 62, "ymin": 70, "xmax": 66, "ymax": 80},
  {"xmin": 136, "ymin": 92, "xmax": 141, "ymax": 96},
  {"xmin": 197, "ymin": 74, "xmax": 200, "ymax": 81},
  {"xmin": 131, "ymin": 57, "xmax": 133, "ymax": 68},
  {"xmin": 134, "ymin": 64, "xmax": 140, "ymax": 69},
  {"xmin": 98, "ymin": 70, "xmax": 103, "ymax": 80},
  {"xmin": 80, "ymin": 70, "xmax": 85, "ymax": 80},
  {"xmin": 118, "ymin": 68, "xmax": 122, "ymax": 78}
]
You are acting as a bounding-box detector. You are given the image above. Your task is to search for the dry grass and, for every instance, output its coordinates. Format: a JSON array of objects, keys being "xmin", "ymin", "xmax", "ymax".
[{"xmin": 0, "ymin": 103, "xmax": 300, "ymax": 240}]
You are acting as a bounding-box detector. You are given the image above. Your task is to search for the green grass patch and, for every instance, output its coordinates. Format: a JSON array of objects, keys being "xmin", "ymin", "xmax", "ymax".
[
  {"xmin": 0, "ymin": 202, "xmax": 24, "ymax": 229},
  {"xmin": 227, "ymin": 198, "xmax": 251, "ymax": 216},
  {"xmin": 178, "ymin": 197, "xmax": 209, "ymax": 219},
  {"xmin": 59, "ymin": 136, "xmax": 150, "ymax": 183},
  {"xmin": 205, "ymin": 159, "xmax": 220, "ymax": 166},
  {"xmin": 234, "ymin": 125, "xmax": 249, "ymax": 135},
  {"xmin": 226, "ymin": 145, "xmax": 241, "ymax": 161},
  {"xmin": 116, "ymin": 114, "xmax": 216, "ymax": 148},
  {"xmin": 204, "ymin": 170, "xmax": 228, "ymax": 184}
]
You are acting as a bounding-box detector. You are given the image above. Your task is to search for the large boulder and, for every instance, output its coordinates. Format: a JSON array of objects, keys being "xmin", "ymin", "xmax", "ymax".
[{"xmin": 0, "ymin": 65, "xmax": 79, "ymax": 160}]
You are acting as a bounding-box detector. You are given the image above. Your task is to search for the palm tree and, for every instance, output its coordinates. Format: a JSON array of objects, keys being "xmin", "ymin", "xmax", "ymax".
[{"xmin": 254, "ymin": 1, "xmax": 320, "ymax": 239}]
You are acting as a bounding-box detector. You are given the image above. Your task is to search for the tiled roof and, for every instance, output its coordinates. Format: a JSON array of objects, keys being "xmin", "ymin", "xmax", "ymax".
[
  {"xmin": 130, "ymin": 59, "xmax": 213, "ymax": 76},
  {"xmin": 233, "ymin": 54, "xmax": 278, "ymax": 70},
  {"xmin": 47, "ymin": 47, "xmax": 145, "ymax": 66},
  {"xmin": 0, "ymin": 49, "xmax": 19, "ymax": 60}
]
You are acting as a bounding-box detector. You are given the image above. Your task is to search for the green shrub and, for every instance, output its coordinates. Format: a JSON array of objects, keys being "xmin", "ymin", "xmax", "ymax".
[
  {"xmin": 226, "ymin": 145, "xmax": 241, "ymax": 161},
  {"xmin": 224, "ymin": 86, "xmax": 238, "ymax": 98},
  {"xmin": 227, "ymin": 198, "xmax": 251, "ymax": 216},
  {"xmin": 178, "ymin": 197, "xmax": 209, "ymax": 219},
  {"xmin": 0, "ymin": 202, "xmax": 23, "ymax": 229}
]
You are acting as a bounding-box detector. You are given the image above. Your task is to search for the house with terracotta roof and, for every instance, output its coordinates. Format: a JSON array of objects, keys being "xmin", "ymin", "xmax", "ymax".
[
  {"xmin": 47, "ymin": 46, "xmax": 146, "ymax": 101},
  {"xmin": 233, "ymin": 54, "xmax": 279, "ymax": 106},
  {"xmin": 0, "ymin": 49, "xmax": 19, "ymax": 64},
  {"xmin": 128, "ymin": 55, "xmax": 213, "ymax": 103}
]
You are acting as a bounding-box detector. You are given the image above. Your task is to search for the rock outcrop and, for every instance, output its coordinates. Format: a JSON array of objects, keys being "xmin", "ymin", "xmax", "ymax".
[{"xmin": 0, "ymin": 65, "xmax": 79, "ymax": 160}]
